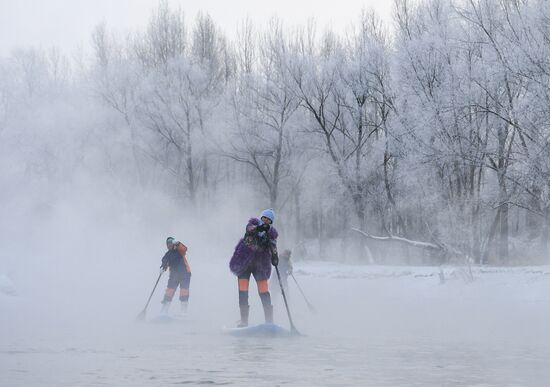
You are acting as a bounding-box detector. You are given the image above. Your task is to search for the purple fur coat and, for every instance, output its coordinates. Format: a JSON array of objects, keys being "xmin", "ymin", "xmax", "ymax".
[{"xmin": 229, "ymin": 218, "xmax": 278, "ymax": 281}]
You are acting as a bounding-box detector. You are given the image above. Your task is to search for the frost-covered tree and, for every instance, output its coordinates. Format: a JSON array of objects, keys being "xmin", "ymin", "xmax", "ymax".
[
  {"xmin": 227, "ymin": 19, "xmax": 302, "ymax": 210},
  {"xmin": 289, "ymin": 12, "xmax": 392, "ymax": 236},
  {"xmin": 3, "ymin": 0, "xmax": 548, "ymax": 264}
]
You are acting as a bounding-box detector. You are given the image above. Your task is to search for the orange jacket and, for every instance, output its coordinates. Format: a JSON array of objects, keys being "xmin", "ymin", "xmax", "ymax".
[{"xmin": 176, "ymin": 243, "xmax": 191, "ymax": 273}]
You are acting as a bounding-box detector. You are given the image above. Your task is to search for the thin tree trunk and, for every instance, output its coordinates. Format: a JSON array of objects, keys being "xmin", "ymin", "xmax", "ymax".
[
  {"xmin": 294, "ymin": 186, "xmax": 302, "ymax": 247},
  {"xmin": 543, "ymin": 206, "xmax": 550, "ymax": 255}
]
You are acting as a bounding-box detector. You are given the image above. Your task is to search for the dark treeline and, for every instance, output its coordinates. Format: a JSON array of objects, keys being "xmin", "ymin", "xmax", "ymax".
[{"xmin": 1, "ymin": 0, "xmax": 548, "ymax": 264}]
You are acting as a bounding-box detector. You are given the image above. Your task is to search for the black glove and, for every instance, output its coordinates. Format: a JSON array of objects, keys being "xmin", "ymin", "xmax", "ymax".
[
  {"xmin": 256, "ymin": 223, "xmax": 270, "ymax": 233},
  {"xmin": 271, "ymin": 252, "xmax": 279, "ymax": 266}
]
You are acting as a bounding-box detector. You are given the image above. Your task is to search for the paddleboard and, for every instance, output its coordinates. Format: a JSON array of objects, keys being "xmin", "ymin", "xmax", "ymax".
[{"xmin": 222, "ymin": 323, "xmax": 292, "ymax": 337}]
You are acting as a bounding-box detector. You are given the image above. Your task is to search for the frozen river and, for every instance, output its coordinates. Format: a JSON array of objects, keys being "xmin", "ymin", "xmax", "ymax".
[{"xmin": 2, "ymin": 262, "xmax": 550, "ymax": 386}]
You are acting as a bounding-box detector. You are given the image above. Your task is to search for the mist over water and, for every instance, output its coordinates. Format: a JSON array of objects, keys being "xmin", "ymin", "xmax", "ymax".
[
  {"xmin": 2, "ymin": 189, "xmax": 550, "ymax": 387},
  {"xmin": 2, "ymin": 238, "xmax": 550, "ymax": 385}
]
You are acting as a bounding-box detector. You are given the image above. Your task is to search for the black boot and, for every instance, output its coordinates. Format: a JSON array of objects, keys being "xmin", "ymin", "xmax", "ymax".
[
  {"xmin": 263, "ymin": 304, "xmax": 273, "ymax": 324},
  {"xmin": 238, "ymin": 305, "xmax": 249, "ymax": 327}
]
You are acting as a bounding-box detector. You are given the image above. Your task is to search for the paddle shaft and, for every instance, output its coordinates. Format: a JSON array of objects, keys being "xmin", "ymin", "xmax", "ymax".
[
  {"xmin": 291, "ymin": 273, "xmax": 314, "ymax": 309},
  {"xmin": 142, "ymin": 271, "xmax": 163, "ymax": 312},
  {"xmin": 274, "ymin": 264, "xmax": 298, "ymax": 333}
]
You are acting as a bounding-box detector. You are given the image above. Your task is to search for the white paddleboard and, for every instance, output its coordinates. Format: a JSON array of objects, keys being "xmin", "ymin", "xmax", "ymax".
[{"xmin": 222, "ymin": 323, "xmax": 292, "ymax": 337}]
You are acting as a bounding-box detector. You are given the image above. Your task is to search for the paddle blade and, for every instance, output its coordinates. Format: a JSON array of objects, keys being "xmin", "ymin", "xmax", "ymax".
[{"xmin": 136, "ymin": 309, "xmax": 147, "ymax": 322}]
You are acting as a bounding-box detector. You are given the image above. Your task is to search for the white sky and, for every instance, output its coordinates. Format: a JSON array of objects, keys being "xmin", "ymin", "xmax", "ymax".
[{"xmin": 0, "ymin": 0, "xmax": 394, "ymax": 54}]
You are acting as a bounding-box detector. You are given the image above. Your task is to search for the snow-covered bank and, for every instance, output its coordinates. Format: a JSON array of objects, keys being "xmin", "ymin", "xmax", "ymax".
[{"xmin": 296, "ymin": 261, "xmax": 548, "ymax": 279}]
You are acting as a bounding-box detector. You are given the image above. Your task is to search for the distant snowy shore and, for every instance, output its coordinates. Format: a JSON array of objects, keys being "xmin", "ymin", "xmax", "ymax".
[{"xmin": 294, "ymin": 261, "xmax": 550, "ymax": 281}]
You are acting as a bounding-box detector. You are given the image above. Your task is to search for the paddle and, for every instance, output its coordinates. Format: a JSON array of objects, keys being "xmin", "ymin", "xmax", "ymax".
[
  {"xmin": 291, "ymin": 273, "xmax": 316, "ymax": 313},
  {"xmin": 136, "ymin": 271, "xmax": 163, "ymax": 321},
  {"xmin": 273, "ymin": 254, "xmax": 300, "ymax": 335}
]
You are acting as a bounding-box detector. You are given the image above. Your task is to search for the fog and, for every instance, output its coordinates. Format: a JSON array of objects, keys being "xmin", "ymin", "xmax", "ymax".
[
  {"xmin": 1, "ymin": 0, "xmax": 550, "ymax": 385},
  {"xmin": 0, "ymin": 0, "xmax": 393, "ymax": 54}
]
